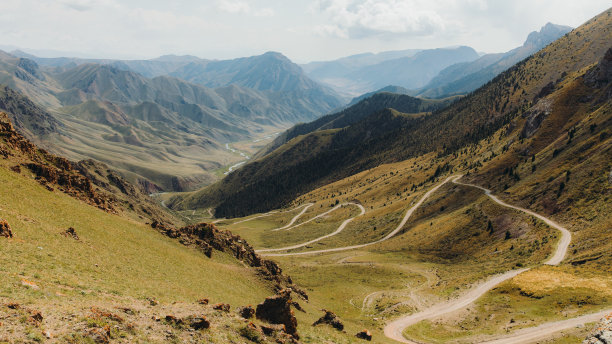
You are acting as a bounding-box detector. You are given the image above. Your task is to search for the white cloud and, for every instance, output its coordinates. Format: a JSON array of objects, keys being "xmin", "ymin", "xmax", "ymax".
[
  {"xmin": 216, "ymin": 0, "xmax": 274, "ymax": 16},
  {"xmin": 254, "ymin": 8, "xmax": 275, "ymax": 17},
  {"xmin": 217, "ymin": 0, "xmax": 250, "ymax": 14},
  {"xmin": 313, "ymin": 0, "xmax": 447, "ymax": 39}
]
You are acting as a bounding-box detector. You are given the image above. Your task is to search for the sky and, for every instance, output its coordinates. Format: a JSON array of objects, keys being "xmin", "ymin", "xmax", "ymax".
[{"xmin": 0, "ymin": 0, "xmax": 610, "ymax": 63}]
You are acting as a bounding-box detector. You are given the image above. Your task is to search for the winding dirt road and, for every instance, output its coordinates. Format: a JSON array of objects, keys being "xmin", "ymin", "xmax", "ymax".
[
  {"xmin": 260, "ymin": 175, "xmax": 458, "ymax": 257},
  {"xmin": 254, "ymin": 174, "xmax": 602, "ymax": 342},
  {"xmin": 452, "ymin": 177, "xmax": 571, "ymax": 265},
  {"xmin": 479, "ymin": 309, "xmax": 612, "ymax": 344},
  {"xmin": 231, "ymin": 203, "xmax": 312, "ymax": 225},
  {"xmin": 271, "ymin": 203, "xmax": 314, "ymax": 231},
  {"xmin": 384, "ymin": 175, "xmax": 579, "ymax": 343},
  {"xmin": 257, "ymin": 203, "xmax": 365, "ymax": 253}
]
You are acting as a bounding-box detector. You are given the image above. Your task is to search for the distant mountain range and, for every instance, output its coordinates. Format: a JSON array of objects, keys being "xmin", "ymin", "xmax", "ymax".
[
  {"xmin": 416, "ymin": 23, "xmax": 573, "ymax": 98},
  {"xmin": 303, "ymin": 23, "xmax": 572, "ymax": 98},
  {"xmin": 0, "ymin": 50, "xmax": 343, "ymax": 191},
  {"xmin": 302, "ymin": 46, "xmax": 479, "ymax": 97},
  {"xmin": 0, "ymin": 22, "xmax": 572, "ymax": 193}
]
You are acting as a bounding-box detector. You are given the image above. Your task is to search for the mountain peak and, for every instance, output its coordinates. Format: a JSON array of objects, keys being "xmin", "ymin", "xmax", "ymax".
[{"xmin": 524, "ymin": 22, "xmax": 572, "ymax": 47}]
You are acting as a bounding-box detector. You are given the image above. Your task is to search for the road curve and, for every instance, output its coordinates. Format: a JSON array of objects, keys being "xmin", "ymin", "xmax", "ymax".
[
  {"xmin": 480, "ymin": 309, "xmax": 612, "ymax": 344},
  {"xmin": 257, "ymin": 203, "xmax": 366, "ymax": 253},
  {"xmin": 384, "ymin": 268, "xmax": 528, "ymax": 343},
  {"xmin": 231, "ymin": 203, "xmax": 312, "ymax": 225},
  {"xmin": 452, "ymin": 177, "xmax": 571, "ymax": 265},
  {"xmin": 259, "ymin": 175, "xmax": 459, "ymax": 257},
  {"xmin": 271, "ymin": 203, "xmax": 314, "ymax": 231},
  {"xmin": 274, "ymin": 202, "xmax": 355, "ymax": 231},
  {"xmin": 384, "ymin": 175, "xmax": 574, "ymax": 343}
]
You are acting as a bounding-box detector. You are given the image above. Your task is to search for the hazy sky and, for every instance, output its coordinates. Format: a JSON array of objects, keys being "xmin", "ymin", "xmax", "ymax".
[{"xmin": 0, "ymin": 0, "xmax": 610, "ymax": 63}]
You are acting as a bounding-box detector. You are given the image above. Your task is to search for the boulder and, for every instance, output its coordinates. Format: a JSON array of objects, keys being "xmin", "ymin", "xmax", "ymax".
[
  {"xmin": 356, "ymin": 329, "xmax": 372, "ymax": 341},
  {"xmin": 28, "ymin": 311, "xmax": 43, "ymax": 326},
  {"xmin": 0, "ymin": 219, "xmax": 12, "ymax": 238},
  {"xmin": 312, "ymin": 309, "xmax": 344, "ymax": 331},
  {"xmin": 213, "ymin": 303, "xmax": 230, "ymax": 312},
  {"xmin": 197, "ymin": 298, "xmax": 209, "ymax": 305},
  {"xmin": 256, "ymin": 289, "xmax": 298, "ymax": 337},
  {"xmin": 238, "ymin": 305, "xmax": 255, "ymax": 319},
  {"xmin": 63, "ymin": 227, "xmax": 79, "ymax": 240},
  {"xmin": 188, "ymin": 316, "xmax": 210, "ymax": 330}
]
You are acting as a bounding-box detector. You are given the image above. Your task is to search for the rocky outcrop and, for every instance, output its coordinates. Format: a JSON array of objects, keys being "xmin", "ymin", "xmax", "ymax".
[
  {"xmin": 0, "ymin": 219, "xmax": 12, "ymax": 238},
  {"xmin": 584, "ymin": 313, "xmax": 612, "ymax": 344},
  {"xmin": 150, "ymin": 221, "xmax": 307, "ymax": 298},
  {"xmin": 521, "ymin": 98, "xmax": 552, "ymax": 138},
  {"xmin": 356, "ymin": 329, "xmax": 372, "ymax": 341},
  {"xmin": 256, "ymin": 289, "xmax": 298, "ymax": 338},
  {"xmin": 312, "ymin": 309, "xmax": 344, "ymax": 331},
  {"xmin": 0, "ymin": 112, "xmax": 116, "ymax": 213},
  {"xmin": 585, "ymin": 48, "xmax": 612, "ymax": 88}
]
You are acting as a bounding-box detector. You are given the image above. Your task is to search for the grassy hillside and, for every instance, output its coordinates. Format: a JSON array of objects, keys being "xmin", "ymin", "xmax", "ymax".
[
  {"xmin": 0, "ymin": 111, "xmax": 376, "ymax": 343},
  {"xmin": 175, "ymin": 8, "xmax": 612, "ymax": 218}
]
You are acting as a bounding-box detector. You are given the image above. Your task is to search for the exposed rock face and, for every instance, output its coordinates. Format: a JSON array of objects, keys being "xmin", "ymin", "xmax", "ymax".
[
  {"xmin": 584, "ymin": 313, "xmax": 612, "ymax": 344},
  {"xmin": 138, "ymin": 178, "xmax": 163, "ymax": 194},
  {"xmin": 0, "ymin": 219, "xmax": 12, "ymax": 238},
  {"xmin": 521, "ymin": 98, "xmax": 552, "ymax": 138},
  {"xmin": 585, "ymin": 48, "xmax": 612, "ymax": 88},
  {"xmin": 256, "ymin": 289, "xmax": 298, "ymax": 337},
  {"xmin": 356, "ymin": 329, "xmax": 372, "ymax": 341},
  {"xmin": 0, "ymin": 112, "xmax": 116, "ymax": 213},
  {"xmin": 150, "ymin": 221, "xmax": 307, "ymax": 298},
  {"xmin": 312, "ymin": 309, "xmax": 344, "ymax": 331}
]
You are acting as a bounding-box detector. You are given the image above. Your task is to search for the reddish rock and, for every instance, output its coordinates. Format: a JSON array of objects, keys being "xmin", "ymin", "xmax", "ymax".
[
  {"xmin": 147, "ymin": 298, "xmax": 159, "ymax": 306},
  {"xmin": 312, "ymin": 309, "xmax": 344, "ymax": 331},
  {"xmin": 356, "ymin": 329, "xmax": 372, "ymax": 341},
  {"xmin": 90, "ymin": 307, "xmax": 123, "ymax": 323},
  {"xmin": 164, "ymin": 315, "xmax": 182, "ymax": 325},
  {"xmin": 256, "ymin": 289, "xmax": 298, "ymax": 337},
  {"xmin": 9, "ymin": 165, "xmax": 20, "ymax": 173},
  {"xmin": 6, "ymin": 302, "xmax": 20, "ymax": 309},
  {"xmin": 213, "ymin": 303, "xmax": 230, "ymax": 312},
  {"xmin": 85, "ymin": 327, "xmax": 110, "ymax": 343},
  {"xmin": 28, "ymin": 311, "xmax": 43, "ymax": 326},
  {"xmin": 188, "ymin": 316, "xmax": 210, "ymax": 330},
  {"xmin": 238, "ymin": 305, "xmax": 255, "ymax": 319},
  {"xmin": 197, "ymin": 298, "xmax": 209, "ymax": 305},
  {"xmin": 0, "ymin": 219, "xmax": 12, "ymax": 238},
  {"xmin": 63, "ymin": 227, "xmax": 79, "ymax": 240}
]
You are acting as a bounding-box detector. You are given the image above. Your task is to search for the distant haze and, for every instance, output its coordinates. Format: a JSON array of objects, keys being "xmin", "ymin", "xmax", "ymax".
[{"xmin": 0, "ymin": 0, "xmax": 609, "ymax": 62}]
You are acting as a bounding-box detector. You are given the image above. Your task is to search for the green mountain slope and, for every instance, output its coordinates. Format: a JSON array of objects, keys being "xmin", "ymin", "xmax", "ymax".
[{"xmin": 256, "ymin": 92, "xmax": 456, "ymax": 158}]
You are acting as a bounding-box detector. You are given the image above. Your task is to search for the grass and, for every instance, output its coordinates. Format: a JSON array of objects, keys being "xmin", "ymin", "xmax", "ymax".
[{"xmin": 0, "ymin": 166, "xmax": 273, "ymax": 306}]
